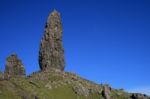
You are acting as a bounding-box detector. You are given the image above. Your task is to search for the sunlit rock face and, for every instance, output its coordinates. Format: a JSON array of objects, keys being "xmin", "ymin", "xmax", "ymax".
[
  {"xmin": 4, "ymin": 53, "xmax": 25, "ymax": 78},
  {"xmin": 39, "ymin": 10, "xmax": 65, "ymax": 71}
]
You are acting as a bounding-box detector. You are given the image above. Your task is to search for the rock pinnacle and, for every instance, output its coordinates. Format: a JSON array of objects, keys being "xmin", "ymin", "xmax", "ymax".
[
  {"xmin": 39, "ymin": 10, "xmax": 65, "ymax": 71},
  {"xmin": 4, "ymin": 53, "xmax": 25, "ymax": 78}
]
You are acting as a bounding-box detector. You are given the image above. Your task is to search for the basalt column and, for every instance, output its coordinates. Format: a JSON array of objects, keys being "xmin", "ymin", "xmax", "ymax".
[{"xmin": 39, "ymin": 10, "xmax": 65, "ymax": 71}]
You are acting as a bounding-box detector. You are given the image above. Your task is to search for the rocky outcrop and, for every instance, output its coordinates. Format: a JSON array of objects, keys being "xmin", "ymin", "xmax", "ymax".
[
  {"xmin": 39, "ymin": 10, "xmax": 65, "ymax": 71},
  {"xmin": 102, "ymin": 85, "xmax": 112, "ymax": 99},
  {"xmin": 73, "ymin": 83, "xmax": 89, "ymax": 97},
  {"xmin": 130, "ymin": 93, "xmax": 150, "ymax": 99},
  {"xmin": 4, "ymin": 53, "xmax": 25, "ymax": 78}
]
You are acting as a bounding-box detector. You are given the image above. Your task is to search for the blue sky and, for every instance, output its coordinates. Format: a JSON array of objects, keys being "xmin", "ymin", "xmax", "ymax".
[{"xmin": 0, "ymin": 0, "xmax": 150, "ymax": 95}]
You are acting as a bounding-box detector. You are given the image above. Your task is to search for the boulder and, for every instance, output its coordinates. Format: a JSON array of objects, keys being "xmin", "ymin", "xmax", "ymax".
[{"xmin": 73, "ymin": 83, "xmax": 89, "ymax": 97}]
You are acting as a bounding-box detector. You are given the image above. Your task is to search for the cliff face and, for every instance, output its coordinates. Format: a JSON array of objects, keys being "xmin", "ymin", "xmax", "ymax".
[
  {"xmin": 39, "ymin": 10, "xmax": 65, "ymax": 71},
  {"xmin": 4, "ymin": 54, "xmax": 25, "ymax": 78}
]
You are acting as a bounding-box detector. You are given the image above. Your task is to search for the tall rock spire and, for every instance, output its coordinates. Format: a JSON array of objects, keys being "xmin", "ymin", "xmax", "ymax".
[{"xmin": 39, "ymin": 10, "xmax": 65, "ymax": 71}]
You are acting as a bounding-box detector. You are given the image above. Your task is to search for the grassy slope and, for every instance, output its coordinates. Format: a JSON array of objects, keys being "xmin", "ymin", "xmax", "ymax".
[
  {"xmin": 0, "ymin": 78, "xmax": 102, "ymax": 99},
  {"xmin": 0, "ymin": 70, "xmax": 149, "ymax": 99}
]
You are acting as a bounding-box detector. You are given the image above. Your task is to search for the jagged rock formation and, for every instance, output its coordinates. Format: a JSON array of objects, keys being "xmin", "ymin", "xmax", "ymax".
[
  {"xmin": 4, "ymin": 54, "xmax": 25, "ymax": 78},
  {"xmin": 39, "ymin": 10, "xmax": 65, "ymax": 71}
]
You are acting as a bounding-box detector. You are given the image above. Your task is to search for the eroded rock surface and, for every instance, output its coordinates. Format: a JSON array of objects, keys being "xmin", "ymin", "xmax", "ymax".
[
  {"xmin": 39, "ymin": 10, "xmax": 65, "ymax": 71},
  {"xmin": 4, "ymin": 53, "xmax": 25, "ymax": 78},
  {"xmin": 102, "ymin": 85, "xmax": 112, "ymax": 99},
  {"xmin": 73, "ymin": 83, "xmax": 89, "ymax": 97}
]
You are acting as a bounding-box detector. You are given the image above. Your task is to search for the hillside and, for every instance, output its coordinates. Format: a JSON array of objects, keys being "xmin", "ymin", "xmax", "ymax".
[{"xmin": 0, "ymin": 69, "xmax": 149, "ymax": 99}]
